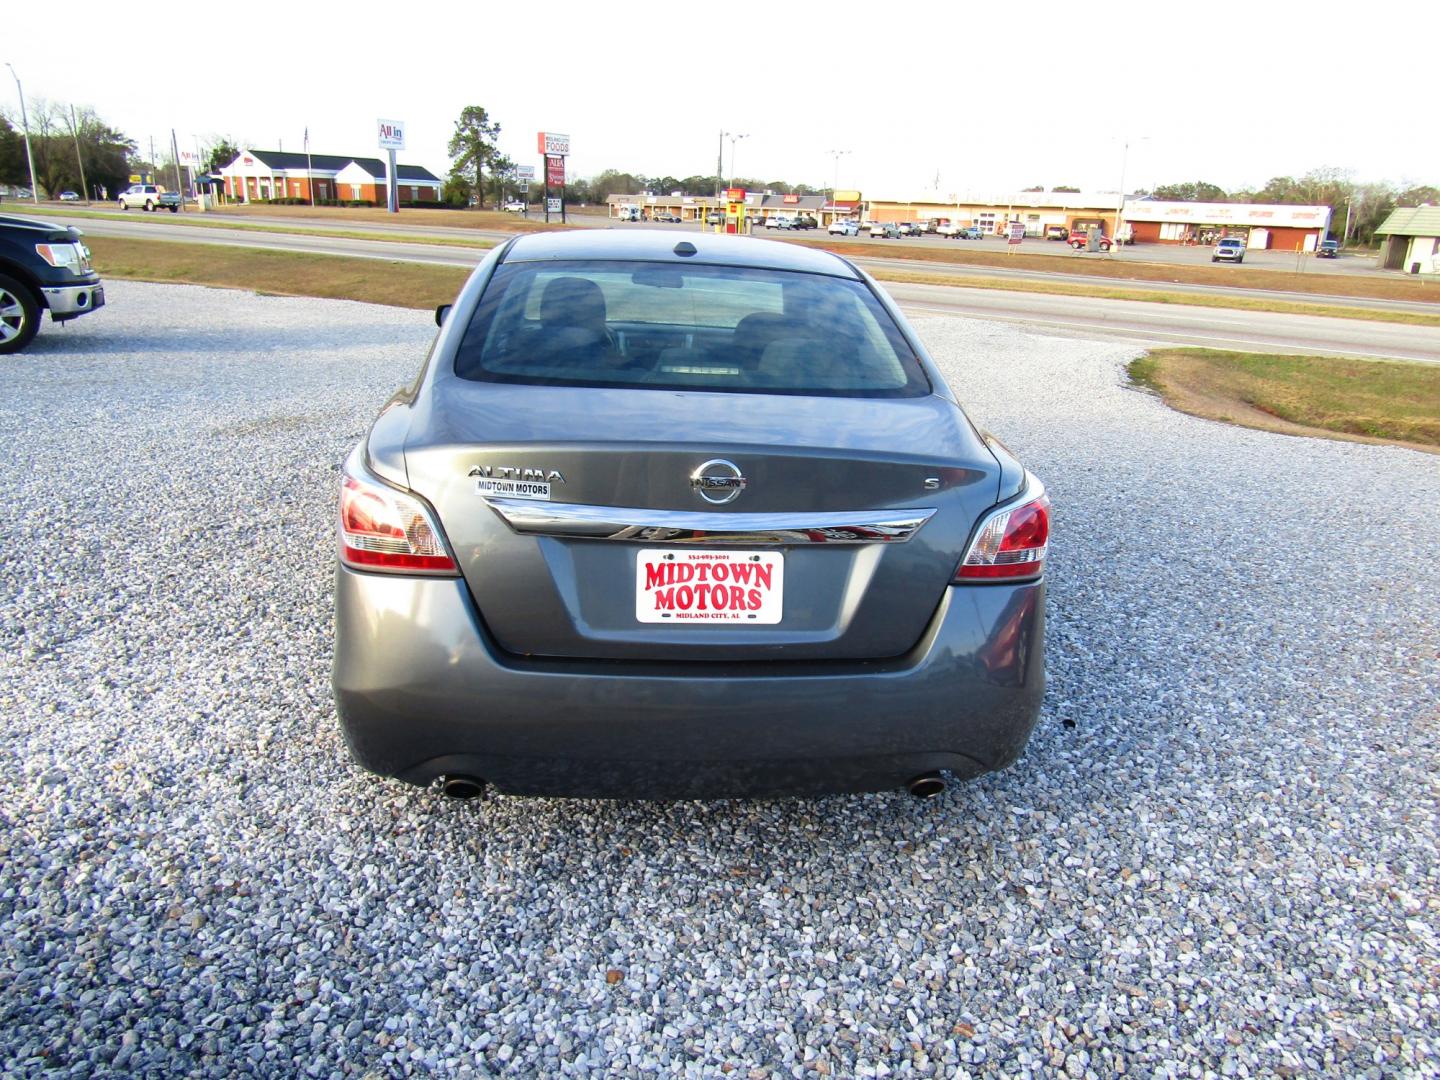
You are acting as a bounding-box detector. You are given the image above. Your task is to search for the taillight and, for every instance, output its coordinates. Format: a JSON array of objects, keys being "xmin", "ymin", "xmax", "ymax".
[
  {"xmin": 339, "ymin": 469, "xmax": 457, "ymax": 575},
  {"xmin": 956, "ymin": 481, "xmax": 1049, "ymax": 582}
]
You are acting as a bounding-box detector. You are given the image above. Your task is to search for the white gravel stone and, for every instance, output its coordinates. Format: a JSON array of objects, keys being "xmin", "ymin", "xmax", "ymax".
[{"xmin": 1, "ymin": 281, "xmax": 1436, "ymax": 1078}]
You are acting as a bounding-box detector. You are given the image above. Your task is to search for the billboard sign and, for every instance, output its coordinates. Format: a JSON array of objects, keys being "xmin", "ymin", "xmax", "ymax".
[
  {"xmin": 1007, "ymin": 221, "xmax": 1025, "ymax": 245},
  {"xmin": 377, "ymin": 119, "xmax": 406, "ymax": 151},
  {"xmin": 537, "ymin": 132, "xmax": 571, "ymax": 156},
  {"xmin": 546, "ymin": 155, "xmax": 566, "ymax": 187},
  {"xmin": 513, "ymin": 164, "xmax": 536, "ymax": 180}
]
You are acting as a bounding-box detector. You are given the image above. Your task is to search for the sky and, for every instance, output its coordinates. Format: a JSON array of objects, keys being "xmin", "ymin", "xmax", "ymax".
[{"xmin": 5, "ymin": 0, "xmax": 1437, "ymax": 200}]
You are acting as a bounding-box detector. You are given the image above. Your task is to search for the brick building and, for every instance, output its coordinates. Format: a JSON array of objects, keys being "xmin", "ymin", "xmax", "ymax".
[{"xmin": 219, "ymin": 149, "xmax": 442, "ymax": 203}]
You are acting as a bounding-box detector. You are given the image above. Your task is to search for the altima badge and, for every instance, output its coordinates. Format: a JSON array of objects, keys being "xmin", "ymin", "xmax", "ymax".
[{"xmin": 691, "ymin": 459, "xmax": 747, "ymax": 505}]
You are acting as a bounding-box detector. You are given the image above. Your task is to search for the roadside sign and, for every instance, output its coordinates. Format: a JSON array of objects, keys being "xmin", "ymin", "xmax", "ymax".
[
  {"xmin": 514, "ymin": 164, "xmax": 536, "ymax": 180},
  {"xmin": 537, "ymin": 132, "xmax": 571, "ymax": 156},
  {"xmin": 518, "ymin": 181, "xmax": 529, "ymax": 193},
  {"xmin": 377, "ymin": 119, "xmax": 406, "ymax": 151},
  {"xmin": 1007, "ymin": 221, "xmax": 1025, "ymax": 245},
  {"xmin": 178, "ymin": 149, "xmax": 200, "ymax": 168},
  {"xmin": 726, "ymin": 187, "xmax": 746, "ymax": 201},
  {"xmin": 546, "ymin": 197, "xmax": 562, "ymax": 213},
  {"xmin": 546, "ymin": 155, "xmax": 566, "ymax": 187}
]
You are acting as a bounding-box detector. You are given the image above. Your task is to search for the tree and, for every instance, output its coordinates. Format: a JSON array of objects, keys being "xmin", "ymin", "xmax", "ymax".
[
  {"xmin": 206, "ymin": 138, "xmax": 240, "ymax": 174},
  {"xmin": 1151, "ymin": 180, "xmax": 1229, "ymax": 202},
  {"xmin": 1021, "ymin": 185, "xmax": 1044, "ymax": 192},
  {"xmin": 447, "ymin": 106, "xmax": 501, "ymax": 210},
  {"xmin": 1050, "ymin": 185, "xmax": 1080, "ymax": 193},
  {"xmin": 0, "ymin": 115, "xmax": 27, "ymax": 188},
  {"xmin": 486, "ymin": 153, "xmax": 515, "ymax": 206}
]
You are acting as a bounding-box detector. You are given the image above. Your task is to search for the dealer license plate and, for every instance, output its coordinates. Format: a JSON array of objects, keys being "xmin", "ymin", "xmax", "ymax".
[{"xmin": 635, "ymin": 549, "xmax": 783, "ymax": 625}]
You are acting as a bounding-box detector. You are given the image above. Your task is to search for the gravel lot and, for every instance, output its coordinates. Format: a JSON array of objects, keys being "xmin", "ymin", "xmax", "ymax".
[{"xmin": 2, "ymin": 281, "xmax": 1437, "ymax": 1078}]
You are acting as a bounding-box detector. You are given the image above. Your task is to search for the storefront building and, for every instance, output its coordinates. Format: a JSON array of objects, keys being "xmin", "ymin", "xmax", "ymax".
[
  {"xmin": 1374, "ymin": 206, "xmax": 1440, "ymax": 274},
  {"xmin": 864, "ymin": 192, "xmax": 1125, "ymax": 237},
  {"xmin": 1121, "ymin": 200, "xmax": 1331, "ymax": 250},
  {"xmin": 219, "ymin": 150, "xmax": 442, "ymax": 204},
  {"xmin": 607, "ymin": 191, "xmax": 846, "ymax": 225}
]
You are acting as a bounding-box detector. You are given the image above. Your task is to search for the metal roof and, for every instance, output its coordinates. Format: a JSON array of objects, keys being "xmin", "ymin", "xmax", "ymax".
[
  {"xmin": 498, "ymin": 229, "xmax": 860, "ymax": 278},
  {"xmin": 1375, "ymin": 206, "xmax": 1440, "ymax": 237}
]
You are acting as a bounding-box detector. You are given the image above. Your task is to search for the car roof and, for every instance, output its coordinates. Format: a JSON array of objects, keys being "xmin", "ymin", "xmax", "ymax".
[{"xmin": 499, "ymin": 229, "xmax": 862, "ymax": 279}]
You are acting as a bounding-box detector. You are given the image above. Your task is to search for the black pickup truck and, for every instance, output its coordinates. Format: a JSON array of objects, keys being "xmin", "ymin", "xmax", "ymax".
[{"xmin": 0, "ymin": 214, "xmax": 105, "ymax": 353}]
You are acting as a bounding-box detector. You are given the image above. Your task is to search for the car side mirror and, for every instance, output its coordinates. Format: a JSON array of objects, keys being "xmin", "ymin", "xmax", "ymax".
[{"xmin": 435, "ymin": 304, "xmax": 452, "ymax": 327}]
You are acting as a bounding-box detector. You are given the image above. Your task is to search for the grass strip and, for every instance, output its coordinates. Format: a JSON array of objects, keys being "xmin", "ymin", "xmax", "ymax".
[
  {"xmin": 86, "ymin": 236, "xmax": 468, "ymax": 310},
  {"xmin": 790, "ymin": 236, "xmax": 1440, "ymax": 305},
  {"xmin": 1128, "ymin": 348, "xmax": 1440, "ymax": 452},
  {"xmin": 5, "ymin": 204, "xmax": 497, "ymax": 250},
  {"xmin": 872, "ymin": 269, "xmax": 1440, "ymax": 328}
]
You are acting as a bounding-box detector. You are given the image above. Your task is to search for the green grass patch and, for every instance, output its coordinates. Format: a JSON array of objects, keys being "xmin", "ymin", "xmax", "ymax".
[
  {"xmin": 87, "ymin": 236, "xmax": 468, "ymax": 310},
  {"xmin": 872, "ymin": 269, "xmax": 1440, "ymax": 328},
  {"xmin": 1128, "ymin": 348, "xmax": 1440, "ymax": 450}
]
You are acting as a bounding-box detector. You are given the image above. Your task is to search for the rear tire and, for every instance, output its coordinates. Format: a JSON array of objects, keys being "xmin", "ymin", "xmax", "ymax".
[
  {"xmin": 168, "ymin": 205, "xmax": 178, "ymax": 213},
  {"xmin": 0, "ymin": 274, "xmax": 41, "ymax": 355},
  {"xmin": 145, "ymin": 200, "xmax": 154, "ymax": 212}
]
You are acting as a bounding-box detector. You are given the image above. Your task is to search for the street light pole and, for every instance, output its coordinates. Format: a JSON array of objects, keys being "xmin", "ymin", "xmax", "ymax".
[
  {"xmin": 727, "ymin": 133, "xmax": 748, "ymax": 187},
  {"xmin": 5, "ymin": 63, "xmax": 41, "ymax": 205},
  {"xmin": 69, "ymin": 105, "xmax": 90, "ymax": 203},
  {"xmin": 1115, "ymin": 136, "xmax": 1148, "ymax": 253},
  {"xmin": 826, "ymin": 149, "xmax": 851, "ymax": 201}
]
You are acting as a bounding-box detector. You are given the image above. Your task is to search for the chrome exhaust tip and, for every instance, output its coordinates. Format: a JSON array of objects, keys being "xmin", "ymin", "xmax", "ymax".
[
  {"xmin": 440, "ymin": 776, "xmax": 485, "ymax": 800},
  {"xmin": 906, "ymin": 773, "xmax": 946, "ymax": 800}
]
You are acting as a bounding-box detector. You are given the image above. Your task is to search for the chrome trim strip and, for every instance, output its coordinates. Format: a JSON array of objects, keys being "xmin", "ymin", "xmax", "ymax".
[{"xmin": 483, "ymin": 498, "xmax": 937, "ymax": 545}]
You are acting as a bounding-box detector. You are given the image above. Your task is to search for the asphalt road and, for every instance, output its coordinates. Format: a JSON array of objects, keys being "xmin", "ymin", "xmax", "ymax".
[{"xmin": 67, "ymin": 213, "xmax": 1440, "ymax": 364}]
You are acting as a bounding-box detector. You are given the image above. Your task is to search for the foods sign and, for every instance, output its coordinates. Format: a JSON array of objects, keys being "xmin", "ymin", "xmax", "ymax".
[{"xmin": 536, "ymin": 131, "xmax": 571, "ymax": 156}]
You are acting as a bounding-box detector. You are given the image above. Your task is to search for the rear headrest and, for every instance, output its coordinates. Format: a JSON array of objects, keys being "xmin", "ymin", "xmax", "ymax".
[{"xmin": 540, "ymin": 277, "xmax": 608, "ymax": 330}]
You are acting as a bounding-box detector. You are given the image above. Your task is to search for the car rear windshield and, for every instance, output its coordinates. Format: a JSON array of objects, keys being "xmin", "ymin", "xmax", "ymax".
[{"xmin": 453, "ymin": 259, "xmax": 930, "ymax": 397}]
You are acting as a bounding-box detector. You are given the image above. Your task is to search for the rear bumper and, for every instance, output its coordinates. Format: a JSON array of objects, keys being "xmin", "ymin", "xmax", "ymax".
[{"xmin": 332, "ymin": 567, "xmax": 1045, "ymax": 798}]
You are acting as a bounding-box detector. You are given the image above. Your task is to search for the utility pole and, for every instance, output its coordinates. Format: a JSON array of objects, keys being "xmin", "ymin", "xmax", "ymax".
[
  {"xmin": 170, "ymin": 130, "xmax": 184, "ymax": 211},
  {"xmin": 149, "ymin": 136, "xmax": 157, "ymax": 184},
  {"xmin": 69, "ymin": 105, "xmax": 90, "ymax": 203},
  {"xmin": 716, "ymin": 129, "xmax": 725, "ymax": 199},
  {"xmin": 4, "ymin": 63, "xmax": 41, "ymax": 204}
]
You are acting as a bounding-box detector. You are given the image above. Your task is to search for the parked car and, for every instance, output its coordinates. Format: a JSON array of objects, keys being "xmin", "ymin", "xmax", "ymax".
[
  {"xmin": 896, "ymin": 222, "xmax": 920, "ymax": 237},
  {"xmin": 705, "ymin": 211, "xmax": 724, "ymax": 225},
  {"xmin": 333, "ymin": 230, "xmax": 1048, "ymax": 799},
  {"xmin": 1212, "ymin": 237, "xmax": 1246, "ymax": 263},
  {"xmin": 828, "ymin": 219, "xmax": 861, "ymax": 236},
  {"xmin": 0, "ymin": 213, "xmax": 105, "ymax": 353},
  {"xmin": 792, "ymin": 215, "xmax": 818, "ymax": 230},
  {"xmin": 867, "ymin": 222, "xmax": 901, "ymax": 239},
  {"xmin": 1316, "ymin": 239, "xmax": 1339, "ymax": 258},
  {"xmin": 1045, "ymin": 225, "xmax": 1069, "ymax": 241},
  {"xmin": 1069, "ymin": 230, "xmax": 1112, "ymax": 252},
  {"xmin": 765, "ymin": 216, "xmax": 795, "ymax": 230},
  {"xmin": 655, "ymin": 213, "xmax": 682, "ymax": 223},
  {"xmin": 502, "ymin": 201, "xmax": 527, "ymax": 213},
  {"xmin": 58, "ymin": 191, "xmax": 80, "ymax": 202},
  {"xmin": 117, "ymin": 185, "xmax": 179, "ymax": 212}
]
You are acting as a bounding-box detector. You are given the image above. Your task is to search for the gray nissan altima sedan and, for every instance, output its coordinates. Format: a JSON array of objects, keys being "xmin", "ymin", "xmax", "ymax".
[{"xmin": 332, "ymin": 230, "xmax": 1048, "ymax": 800}]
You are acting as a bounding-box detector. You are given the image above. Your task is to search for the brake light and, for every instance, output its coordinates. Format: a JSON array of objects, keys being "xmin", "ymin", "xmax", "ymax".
[
  {"xmin": 339, "ymin": 471, "xmax": 457, "ymax": 574},
  {"xmin": 956, "ymin": 486, "xmax": 1049, "ymax": 582}
]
